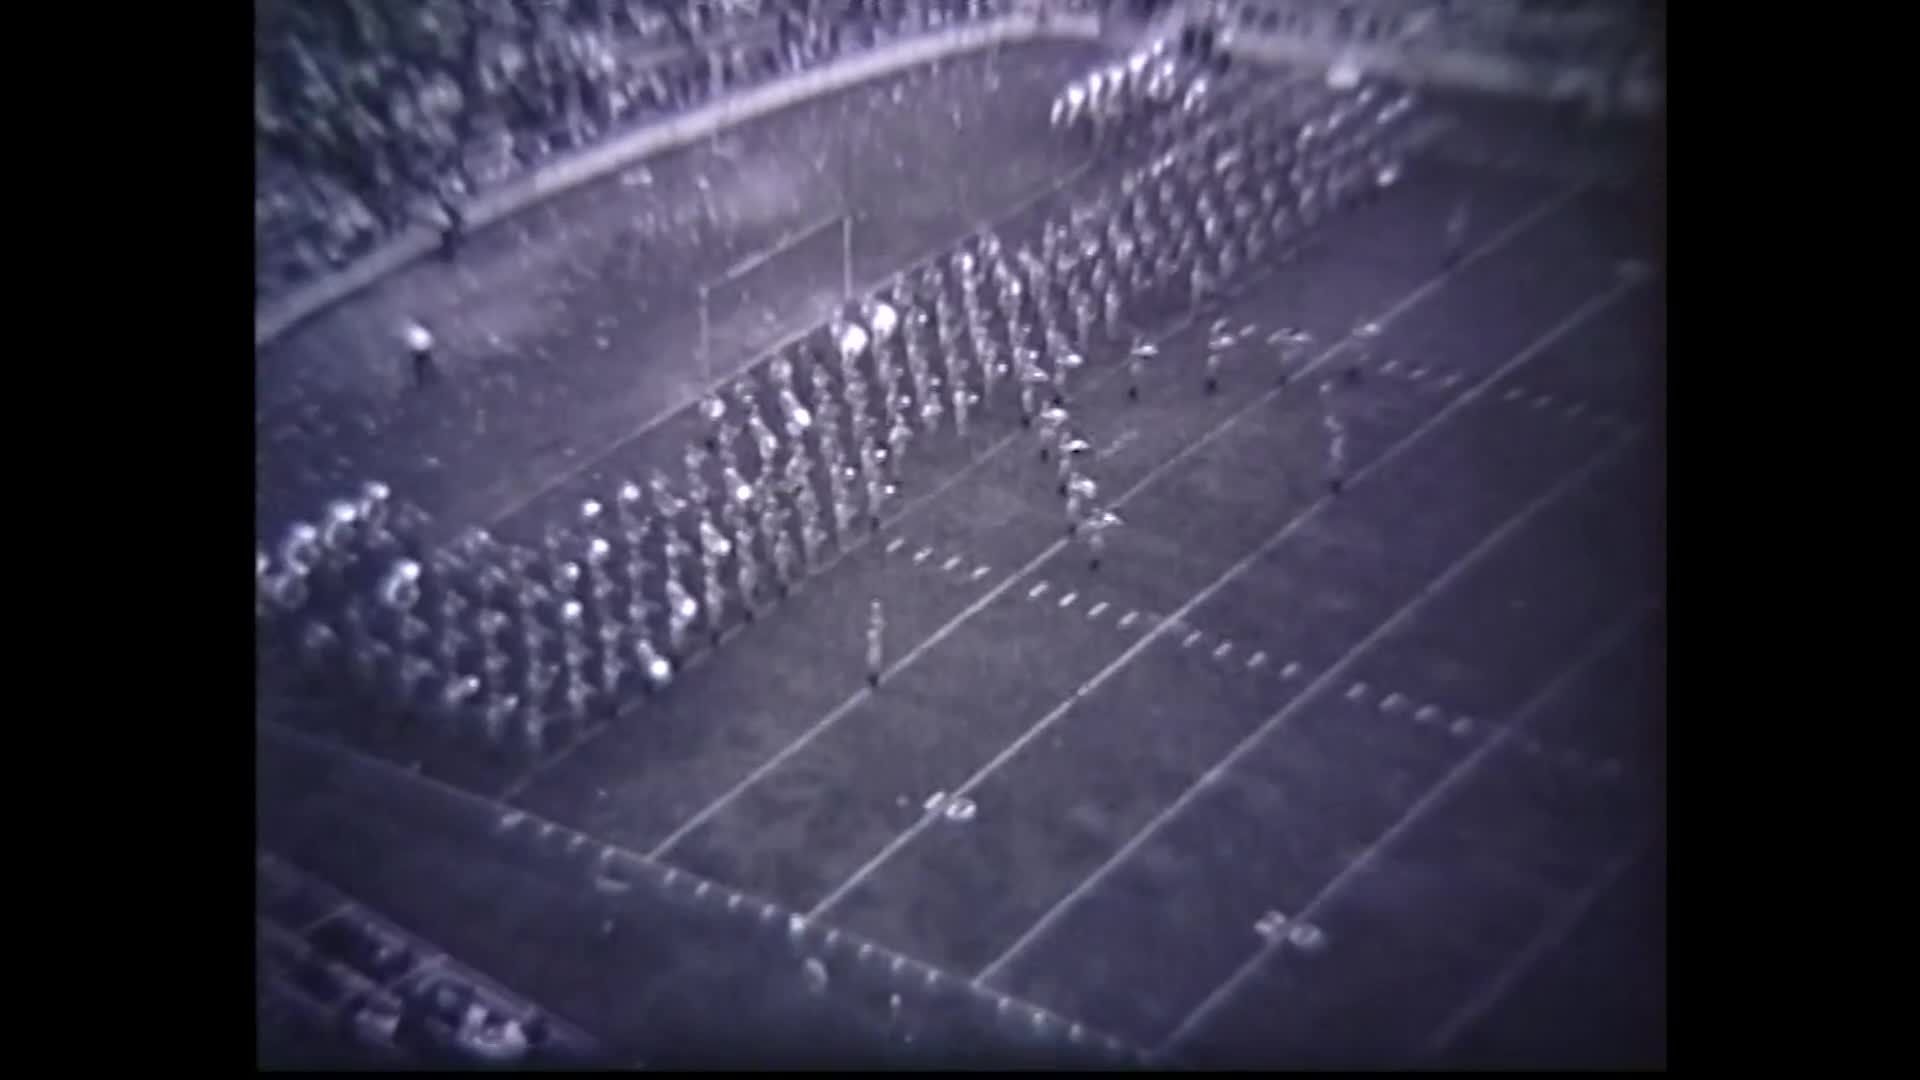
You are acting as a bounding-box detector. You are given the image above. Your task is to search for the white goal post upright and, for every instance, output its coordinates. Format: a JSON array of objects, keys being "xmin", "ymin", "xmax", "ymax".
[
  {"xmin": 699, "ymin": 283, "xmax": 712, "ymax": 386},
  {"xmin": 842, "ymin": 214, "xmax": 854, "ymax": 299},
  {"xmin": 695, "ymin": 210, "xmax": 854, "ymax": 388}
]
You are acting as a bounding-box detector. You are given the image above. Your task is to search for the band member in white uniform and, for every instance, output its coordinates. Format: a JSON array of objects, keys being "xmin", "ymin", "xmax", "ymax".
[{"xmin": 865, "ymin": 598, "xmax": 886, "ymax": 689}]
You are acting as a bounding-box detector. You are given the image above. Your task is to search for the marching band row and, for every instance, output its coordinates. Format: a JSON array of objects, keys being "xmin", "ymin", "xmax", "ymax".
[{"xmin": 257, "ymin": 63, "xmax": 1428, "ymax": 761}]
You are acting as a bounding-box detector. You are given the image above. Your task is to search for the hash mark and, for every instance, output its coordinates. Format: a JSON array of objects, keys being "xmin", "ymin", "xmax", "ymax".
[
  {"xmin": 1029, "ymin": 582, "xmax": 1051, "ymax": 600},
  {"xmin": 885, "ymin": 537, "xmax": 905, "ymax": 554},
  {"xmin": 1087, "ymin": 601, "xmax": 1110, "ymax": 619}
]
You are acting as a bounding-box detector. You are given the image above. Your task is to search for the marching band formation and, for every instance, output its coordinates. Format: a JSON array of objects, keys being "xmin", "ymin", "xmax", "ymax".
[{"xmin": 257, "ymin": 53, "xmax": 1432, "ymax": 763}]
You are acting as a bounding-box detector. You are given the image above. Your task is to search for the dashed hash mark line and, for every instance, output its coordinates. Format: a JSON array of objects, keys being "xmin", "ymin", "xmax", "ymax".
[{"xmin": 885, "ymin": 537, "xmax": 1629, "ymax": 780}]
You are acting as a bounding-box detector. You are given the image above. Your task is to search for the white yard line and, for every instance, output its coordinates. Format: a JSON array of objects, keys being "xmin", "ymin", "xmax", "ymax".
[
  {"xmin": 642, "ymin": 184, "xmax": 1586, "ymax": 859},
  {"xmin": 1422, "ymin": 835, "xmax": 1657, "ymax": 1058},
  {"xmin": 1148, "ymin": 550, "xmax": 1658, "ymax": 1061},
  {"xmin": 809, "ymin": 274, "xmax": 1634, "ymax": 923}
]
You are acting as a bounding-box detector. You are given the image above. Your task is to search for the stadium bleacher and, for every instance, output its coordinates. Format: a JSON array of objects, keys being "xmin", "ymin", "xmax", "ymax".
[{"xmin": 254, "ymin": 0, "xmax": 1027, "ymax": 306}]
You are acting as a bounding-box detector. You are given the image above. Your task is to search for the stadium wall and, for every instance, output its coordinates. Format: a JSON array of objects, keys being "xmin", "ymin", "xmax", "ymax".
[{"xmin": 256, "ymin": 11, "xmax": 1101, "ymax": 350}]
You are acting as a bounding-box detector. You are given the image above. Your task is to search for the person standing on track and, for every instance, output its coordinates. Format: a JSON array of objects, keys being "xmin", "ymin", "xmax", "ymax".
[
  {"xmin": 1035, "ymin": 403, "xmax": 1069, "ymax": 462},
  {"xmin": 1054, "ymin": 432, "xmax": 1092, "ymax": 496},
  {"xmin": 1204, "ymin": 318, "xmax": 1238, "ymax": 395},
  {"xmin": 404, "ymin": 321, "xmax": 436, "ymax": 388},
  {"xmin": 437, "ymin": 203, "xmax": 465, "ymax": 263},
  {"xmin": 865, "ymin": 597, "xmax": 886, "ymax": 689},
  {"xmin": 1320, "ymin": 376, "xmax": 1350, "ymax": 495},
  {"xmin": 737, "ymin": 546, "xmax": 761, "ymax": 622},
  {"xmin": 1126, "ymin": 337, "xmax": 1156, "ymax": 401},
  {"xmin": 1346, "ymin": 321, "xmax": 1378, "ymax": 386},
  {"xmin": 1268, "ymin": 326, "xmax": 1313, "ymax": 387},
  {"xmin": 700, "ymin": 393, "xmax": 728, "ymax": 455},
  {"xmin": 1017, "ymin": 349, "xmax": 1049, "ymax": 428},
  {"xmin": 950, "ymin": 367, "xmax": 974, "ymax": 438},
  {"xmin": 1079, "ymin": 508, "xmax": 1122, "ymax": 572},
  {"xmin": 664, "ymin": 575, "xmax": 696, "ymax": 656},
  {"xmin": 772, "ymin": 513, "xmax": 800, "ymax": 597}
]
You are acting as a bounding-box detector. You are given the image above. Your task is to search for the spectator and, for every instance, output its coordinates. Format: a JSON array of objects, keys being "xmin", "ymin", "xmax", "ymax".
[
  {"xmin": 405, "ymin": 321, "xmax": 437, "ymax": 387},
  {"xmin": 253, "ymin": 0, "xmax": 1140, "ymax": 308}
]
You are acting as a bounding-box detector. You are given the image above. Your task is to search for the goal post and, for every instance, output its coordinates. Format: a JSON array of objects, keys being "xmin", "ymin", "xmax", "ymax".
[{"xmin": 696, "ymin": 210, "xmax": 855, "ymax": 386}]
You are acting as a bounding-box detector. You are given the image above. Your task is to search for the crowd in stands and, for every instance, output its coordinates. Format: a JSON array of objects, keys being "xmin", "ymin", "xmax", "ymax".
[
  {"xmin": 254, "ymin": 0, "xmax": 1033, "ymax": 306},
  {"xmin": 254, "ymin": 0, "xmax": 1655, "ymax": 308}
]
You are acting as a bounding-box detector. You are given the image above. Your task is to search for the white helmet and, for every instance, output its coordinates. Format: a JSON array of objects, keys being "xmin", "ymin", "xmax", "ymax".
[{"xmin": 1326, "ymin": 57, "xmax": 1362, "ymax": 90}]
